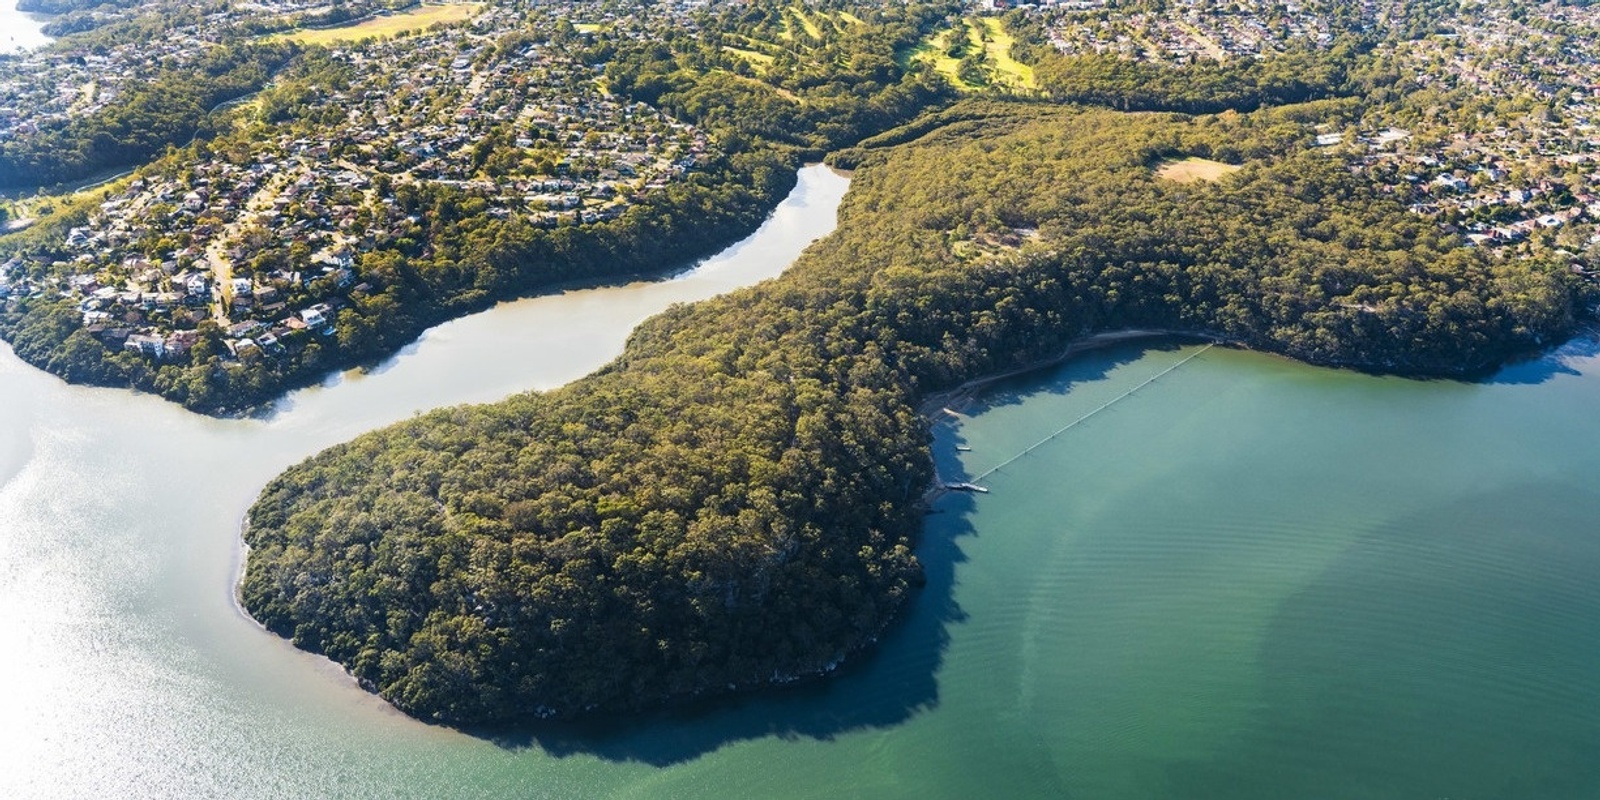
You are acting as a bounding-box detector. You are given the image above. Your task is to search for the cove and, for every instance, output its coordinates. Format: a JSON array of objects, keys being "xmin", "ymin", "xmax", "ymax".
[
  {"xmin": 4, "ymin": 156, "xmax": 1600, "ymax": 795},
  {"xmin": 918, "ymin": 336, "xmax": 1600, "ymax": 798}
]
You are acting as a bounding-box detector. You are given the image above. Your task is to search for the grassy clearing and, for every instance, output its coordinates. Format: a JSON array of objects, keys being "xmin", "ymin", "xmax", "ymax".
[
  {"xmin": 902, "ymin": 27, "xmax": 977, "ymax": 91},
  {"xmin": 573, "ymin": 22, "xmax": 608, "ymax": 34},
  {"xmin": 731, "ymin": 34, "xmax": 782, "ymax": 55},
  {"xmin": 723, "ymin": 46, "xmax": 775, "ymax": 72},
  {"xmin": 978, "ymin": 18, "xmax": 1035, "ymax": 89},
  {"xmin": 274, "ymin": 3, "xmax": 481, "ymax": 45},
  {"xmin": 789, "ymin": 5, "xmax": 824, "ymax": 39},
  {"xmin": 703, "ymin": 68, "xmax": 800, "ymax": 102},
  {"xmin": 719, "ymin": 71, "xmax": 799, "ymax": 101},
  {"xmin": 1156, "ymin": 157, "xmax": 1243, "ymax": 183},
  {"xmin": 728, "ymin": 10, "xmax": 857, "ymax": 67},
  {"xmin": 2, "ymin": 171, "xmax": 137, "ymax": 245},
  {"xmin": 901, "ymin": 18, "xmax": 1037, "ymax": 92}
]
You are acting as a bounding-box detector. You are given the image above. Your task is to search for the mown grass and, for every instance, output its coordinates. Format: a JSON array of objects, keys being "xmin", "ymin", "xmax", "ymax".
[
  {"xmin": 735, "ymin": 9, "xmax": 861, "ymax": 69},
  {"xmin": 901, "ymin": 18, "xmax": 1038, "ymax": 92},
  {"xmin": 978, "ymin": 18, "xmax": 1035, "ymax": 89},
  {"xmin": 788, "ymin": 5, "xmax": 824, "ymax": 39},
  {"xmin": 902, "ymin": 27, "xmax": 976, "ymax": 91},
  {"xmin": 723, "ymin": 46, "xmax": 775, "ymax": 72},
  {"xmin": 273, "ymin": 3, "xmax": 482, "ymax": 45}
]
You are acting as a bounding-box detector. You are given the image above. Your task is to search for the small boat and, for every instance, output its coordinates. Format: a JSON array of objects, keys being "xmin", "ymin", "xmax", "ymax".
[
  {"xmin": 955, "ymin": 445, "xmax": 972, "ymax": 452},
  {"xmin": 944, "ymin": 482, "xmax": 989, "ymax": 494}
]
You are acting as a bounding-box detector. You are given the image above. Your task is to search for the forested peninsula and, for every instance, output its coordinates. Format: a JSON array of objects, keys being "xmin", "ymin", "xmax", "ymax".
[
  {"xmin": 241, "ymin": 102, "xmax": 1583, "ymax": 724},
  {"xmin": 8, "ymin": 0, "xmax": 1597, "ymax": 725}
]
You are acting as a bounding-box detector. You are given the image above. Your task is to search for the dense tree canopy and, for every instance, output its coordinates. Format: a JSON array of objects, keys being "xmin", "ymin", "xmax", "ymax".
[
  {"xmin": 1029, "ymin": 43, "xmax": 1356, "ymax": 114},
  {"xmin": 8, "ymin": 0, "xmax": 1592, "ymax": 727},
  {"xmin": 0, "ymin": 39, "xmax": 298, "ymax": 188},
  {"xmin": 603, "ymin": 0, "xmax": 956, "ymax": 155},
  {"xmin": 0, "ymin": 0, "xmax": 955, "ymax": 414},
  {"xmin": 242, "ymin": 102, "xmax": 1581, "ymax": 724},
  {"xmin": 0, "ymin": 149, "xmax": 794, "ymax": 414}
]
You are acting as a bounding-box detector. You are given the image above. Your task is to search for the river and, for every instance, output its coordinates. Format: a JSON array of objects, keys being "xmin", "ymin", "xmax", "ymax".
[
  {"xmin": 0, "ymin": 0, "xmax": 53, "ymax": 53},
  {"xmin": 4, "ymin": 161, "xmax": 1600, "ymax": 797},
  {"xmin": 0, "ymin": 166, "xmax": 854, "ymax": 798}
]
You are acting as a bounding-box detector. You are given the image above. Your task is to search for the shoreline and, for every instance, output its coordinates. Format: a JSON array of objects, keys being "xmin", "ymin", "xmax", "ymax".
[
  {"xmin": 1, "ymin": 158, "xmax": 806, "ymax": 417},
  {"xmin": 918, "ymin": 328, "xmax": 1226, "ymax": 503},
  {"xmin": 913, "ymin": 318, "xmax": 1600, "ymax": 504},
  {"xmin": 917, "ymin": 328, "xmax": 1223, "ymax": 421}
]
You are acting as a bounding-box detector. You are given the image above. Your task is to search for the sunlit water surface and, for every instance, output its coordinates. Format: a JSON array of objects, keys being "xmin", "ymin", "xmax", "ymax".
[
  {"xmin": 0, "ymin": 0, "xmax": 53, "ymax": 53},
  {"xmin": 4, "ymin": 163, "xmax": 1599, "ymax": 797}
]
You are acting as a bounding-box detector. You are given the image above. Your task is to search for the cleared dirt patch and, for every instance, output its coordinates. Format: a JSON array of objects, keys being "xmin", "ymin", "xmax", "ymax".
[{"xmin": 1156, "ymin": 157, "xmax": 1242, "ymax": 183}]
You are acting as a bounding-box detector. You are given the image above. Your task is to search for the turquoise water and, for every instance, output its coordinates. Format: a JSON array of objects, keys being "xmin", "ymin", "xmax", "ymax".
[
  {"xmin": 4, "ymin": 159, "xmax": 1600, "ymax": 795},
  {"xmin": 920, "ymin": 339, "xmax": 1600, "ymax": 799}
]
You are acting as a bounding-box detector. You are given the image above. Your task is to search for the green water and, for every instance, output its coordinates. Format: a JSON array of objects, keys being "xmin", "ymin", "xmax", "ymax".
[
  {"xmin": 921, "ymin": 340, "xmax": 1600, "ymax": 799},
  {"xmin": 5, "ymin": 161, "xmax": 1600, "ymax": 795}
]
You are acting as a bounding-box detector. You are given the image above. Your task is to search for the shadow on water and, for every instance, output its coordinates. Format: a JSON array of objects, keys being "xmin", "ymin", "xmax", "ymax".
[
  {"xmin": 467, "ymin": 494, "xmax": 976, "ymax": 767},
  {"xmin": 439, "ymin": 333, "xmax": 1592, "ymax": 767},
  {"xmin": 467, "ymin": 340, "xmax": 1181, "ymax": 763},
  {"xmin": 975, "ymin": 341, "xmax": 1185, "ymax": 414},
  {"xmin": 354, "ymin": 339, "xmax": 424, "ymax": 379},
  {"xmin": 468, "ymin": 339, "xmax": 1197, "ymax": 765},
  {"xmin": 1487, "ymin": 331, "xmax": 1600, "ymax": 385},
  {"xmin": 466, "ymin": 331, "xmax": 1600, "ymax": 774}
]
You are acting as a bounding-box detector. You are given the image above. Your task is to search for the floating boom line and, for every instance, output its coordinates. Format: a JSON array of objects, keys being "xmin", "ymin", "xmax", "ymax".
[{"xmin": 968, "ymin": 343, "xmax": 1214, "ymax": 484}]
